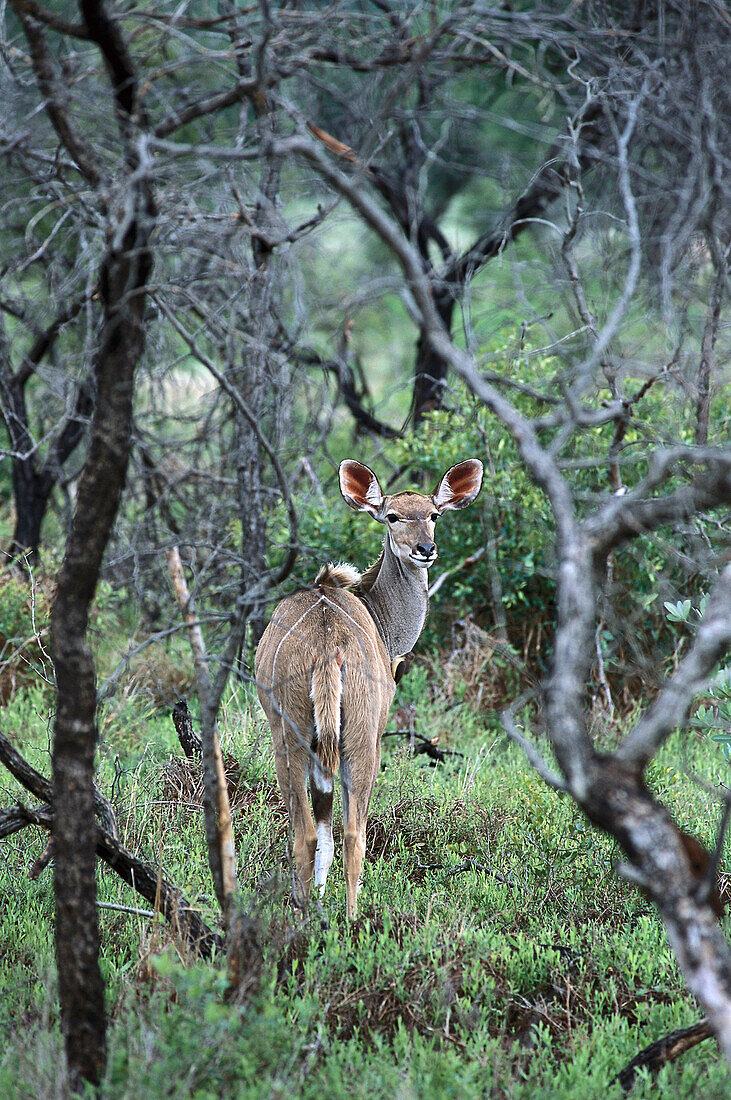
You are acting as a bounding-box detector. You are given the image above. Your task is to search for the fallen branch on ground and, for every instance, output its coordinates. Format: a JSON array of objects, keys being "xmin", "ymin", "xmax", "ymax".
[
  {"xmin": 416, "ymin": 856, "xmax": 519, "ymax": 890},
  {"xmin": 0, "ymin": 729, "xmax": 221, "ymax": 958},
  {"xmin": 612, "ymin": 1018, "xmax": 714, "ymax": 1091},
  {"xmin": 30, "ymin": 835, "xmax": 54, "ymax": 879},
  {"xmin": 382, "ymin": 728, "xmax": 464, "ymax": 764},
  {"xmin": 0, "ymin": 804, "xmax": 42, "ymax": 839},
  {"xmin": 172, "ymin": 697, "xmax": 203, "ymax": 758},
  {"xmin": 171, "ymin": 697, "xmax": 240, "ymax": 775},
  {"xmin": 97, "ymin": 901, "xmax": 157, "ymax": 919}
]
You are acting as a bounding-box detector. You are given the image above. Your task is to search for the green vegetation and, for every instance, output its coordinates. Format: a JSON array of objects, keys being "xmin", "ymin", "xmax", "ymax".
[
  {"xmin": 1, "ymin": 603, "xmax": 730, "ymax": 1097},
  {"xmin": 1, "ymin": 313, "xmax": 728, "ymax": 1091},
  {"xmin": 291, "ymin": 342, "xmax": 709, "ymax": 678},
  {"xmin": 1, "ymin": 318, "xmax": 727, "ymax": 1093}
]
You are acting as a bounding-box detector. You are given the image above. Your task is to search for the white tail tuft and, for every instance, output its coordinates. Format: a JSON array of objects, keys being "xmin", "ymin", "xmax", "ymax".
[{"xmin": 315, "ymin": 561, "xmax": 361, "ymax": 589}]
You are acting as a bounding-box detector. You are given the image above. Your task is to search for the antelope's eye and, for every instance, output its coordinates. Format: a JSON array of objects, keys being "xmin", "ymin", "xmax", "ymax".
[
  {"xmin": 430, "ymin": 512, "xmax": 439, "ymax": 522},
  {"xmin": 386, "ymin": 513, "xmax": 399, "ymax": 524}
]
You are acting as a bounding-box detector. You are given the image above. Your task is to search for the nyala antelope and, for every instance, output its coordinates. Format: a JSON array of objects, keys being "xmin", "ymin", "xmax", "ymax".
[{"xmin": 255, "ymin": 458, "xmax": 483, "ymax": 918}]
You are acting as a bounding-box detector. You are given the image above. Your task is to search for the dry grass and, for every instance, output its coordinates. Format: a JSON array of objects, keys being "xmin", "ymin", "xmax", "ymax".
[
  {"xmin": 126, "ymin": 647, "xmax": 195, "ymax": 709},
  {"xmin": 428, "ymin": 617, "xmax": 527, "ymax": 713},
  {"xmin": 158, "ymin": 754, "xmax": 283, "ymax": 819}
]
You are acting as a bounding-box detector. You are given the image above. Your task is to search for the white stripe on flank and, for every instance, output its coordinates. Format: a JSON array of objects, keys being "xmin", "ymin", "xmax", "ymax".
[
  {"xmin": 270, "ymin": 596, "xmax": 323, "ymax": 696},
  {"xmin": 319, "ymin": 591, "xmax": 382, "ymax": 676}
]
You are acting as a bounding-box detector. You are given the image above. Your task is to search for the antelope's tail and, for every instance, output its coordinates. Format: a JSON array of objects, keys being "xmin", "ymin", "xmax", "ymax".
[{"xmin": 310, "ymin": 648, "xmax": 344, "ymax": 775}]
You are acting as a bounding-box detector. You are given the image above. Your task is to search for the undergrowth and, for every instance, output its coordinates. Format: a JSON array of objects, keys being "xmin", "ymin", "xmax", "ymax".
[{"xmin": 1, "ymin": 667, "xmax": 731, "ymax": 1098}]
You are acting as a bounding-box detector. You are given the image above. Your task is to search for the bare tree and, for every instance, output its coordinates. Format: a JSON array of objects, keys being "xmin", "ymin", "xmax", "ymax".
[
  {"xmin": 24, "ymin": 1, "xmax": 157, "ymax": 1087},
  {"xmin": 0, "ymin": 304, "xmax": 91, "ymax": 562},
  {"xmin": 1, "ymin": 3, "xmax": 310, "ymax": 1083},
  {"xmin": 291, "ymin": 2, "xmax": 729, "ymax": 424},
  {"xmin": 269, "ymin": 37, "xmax": 731, "ymax": 1064}
]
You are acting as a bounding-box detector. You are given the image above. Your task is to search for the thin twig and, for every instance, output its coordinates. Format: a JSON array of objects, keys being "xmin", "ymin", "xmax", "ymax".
[
  {"xmin": 382, "ymin": 728, "xmax": 464, "ymax": 763},
  {"xmin": 166, "ymin": 548, "xmax": 236, "ymax": 913},
  {"xmin": 428, "ymin": 546, "xmax": 485, "ymax": 599},
  {"xmin": 500, "ymin": 709, "xmax": 567, "ymax": 792},
  {"xmin": 97, "ymin": 901, "xmax": 157, "ymax": 919}
]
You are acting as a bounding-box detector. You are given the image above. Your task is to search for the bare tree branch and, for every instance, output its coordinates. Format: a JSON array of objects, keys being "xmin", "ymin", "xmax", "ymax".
[
  {"xmin": 9, "ymin": 0, "xmax": 90, "ymax": 40},
  {"xmin": 617, "ymin": 565, "xmax": 731, "ymax": 768},
  {"xmin": 154, "ymin": 295, "xmax": 299, "ymax": 590},
  {"xmin": 10, "ymin": 6, "xmax": 101, "ymax": 186},
  {"xmin": 0, "ymin": 731, "xmax": 220, "ymax": 957},
  {"xmin": 166, "ymin": 547, "xmax": 236, "ymax": 915},
  {"xmin": 695, "ymin": 245, "xmax": 728, "ymax": 446},
  {"xmin": 586, "ymin": 449, "xmax": 731, "ymax": 557}
]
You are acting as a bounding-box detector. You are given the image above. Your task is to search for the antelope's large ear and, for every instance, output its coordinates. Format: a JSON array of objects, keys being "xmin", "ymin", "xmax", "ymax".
[
  {"xmin": 339, "ymin": 460, "xmax": 385, "ymax": 516},
  {"xmin": 432, "ymin": 459, "xmax": 483, "ymax": 512}
]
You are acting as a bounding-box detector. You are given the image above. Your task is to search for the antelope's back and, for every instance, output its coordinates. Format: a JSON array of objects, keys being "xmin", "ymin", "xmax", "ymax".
[{"xmin": 255, "ymin": 585, "xmax": 394, "ymax": 742}]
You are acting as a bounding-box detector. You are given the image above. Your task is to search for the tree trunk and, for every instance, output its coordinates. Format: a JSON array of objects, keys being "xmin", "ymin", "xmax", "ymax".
[
  {"xmin": 410, "ymin": 105, "xmax": 604, "ymax": 424},
  {"xmin": 695, "ymin": 252, "xmax": 724, "ymax": 446},
  {"xmin": 49, "ymin": 163, "xmax": 154, "ymax": 1090},
  {"xmin": 412, "ymin": 289, "xmax": 457, "ymax": 423},
  {"xmin": 0, "ymin": 360, "xmax": 93, "ymax": 563},
  {"xmin": 9, "ymin": 473, "xmax": 50, "ymax": 563},
  {"xmin": 0, "ymin": 358, "xmax": 51, "ymax": 563}
]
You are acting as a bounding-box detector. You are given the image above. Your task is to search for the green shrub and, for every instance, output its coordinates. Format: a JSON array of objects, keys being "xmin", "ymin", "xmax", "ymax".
[{"xmin": 286, "ymin": 330, "xmax": 722, "ymax": 699}]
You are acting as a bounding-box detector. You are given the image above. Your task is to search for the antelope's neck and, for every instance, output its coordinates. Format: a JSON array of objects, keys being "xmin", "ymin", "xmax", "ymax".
[{"xmin": 361, "ymin": 539, "xmax": 429, "ymax": 661}]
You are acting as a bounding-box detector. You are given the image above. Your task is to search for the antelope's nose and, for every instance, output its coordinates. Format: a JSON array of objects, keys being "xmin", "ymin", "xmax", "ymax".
[{"xmin": 416, "ymin": 541, "xmax": 436, "ymax": 559}]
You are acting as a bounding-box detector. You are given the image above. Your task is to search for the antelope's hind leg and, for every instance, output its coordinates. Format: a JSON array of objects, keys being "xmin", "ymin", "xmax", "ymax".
[
  {"xmin": 340, "ymin": 743, "xmax": 380, "ymax": 920},
  {"xmin": 309, "ymin": 755, "xmax": 335, "ymax": 897},
  {"xmin": 272, "ymin": 720, "xmax": 317, "ymax": 909}
]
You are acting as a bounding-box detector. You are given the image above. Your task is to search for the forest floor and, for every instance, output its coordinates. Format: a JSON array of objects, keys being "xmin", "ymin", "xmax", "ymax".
[{"xmin": 1, "ymin": 658, "xmax": 730, "ymax": 1099}]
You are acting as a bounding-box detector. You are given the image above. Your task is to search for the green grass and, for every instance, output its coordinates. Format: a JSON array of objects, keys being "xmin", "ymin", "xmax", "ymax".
[{"xmin": 1, "ymin": 671, "xmax": 731, "ymax": 1098}]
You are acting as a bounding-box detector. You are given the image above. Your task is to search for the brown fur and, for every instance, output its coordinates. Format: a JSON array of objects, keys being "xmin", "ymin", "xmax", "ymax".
[
  {"xmin": 255, "ymin": 584, "xmax": 394, "ymax": 916},
  {"xmin": 356, "ymin": 551, "xmax": 384, "ymax": 595},
  {"xmin": 254, "ymin": 458, "xmax": 483, "ymax": 919},
  {"xmin": 311, "ymin": 648, "xmax": 344, "ymax": 773}
]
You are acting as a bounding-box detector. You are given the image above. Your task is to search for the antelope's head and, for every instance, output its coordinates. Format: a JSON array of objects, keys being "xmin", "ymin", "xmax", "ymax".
[{"xmin": 339, "ymin": 459, "xmax": 483, "ymax": 569}]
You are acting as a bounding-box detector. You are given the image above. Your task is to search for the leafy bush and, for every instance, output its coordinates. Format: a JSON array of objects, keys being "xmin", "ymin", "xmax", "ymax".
[{"xmin": 286, "ymin": 329, "xmax": 723, "ymax": 707}]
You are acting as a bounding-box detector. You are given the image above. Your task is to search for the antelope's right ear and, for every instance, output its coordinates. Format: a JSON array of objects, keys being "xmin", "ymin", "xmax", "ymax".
[{"xmin": 339, "ymin": 461, "xmax": 385, "ymax": 516}]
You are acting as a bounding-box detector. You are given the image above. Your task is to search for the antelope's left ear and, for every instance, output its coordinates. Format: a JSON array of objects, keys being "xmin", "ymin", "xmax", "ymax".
[{"xmin": 432, "ymin": 459, "xmax": 483, "ymax": 512}]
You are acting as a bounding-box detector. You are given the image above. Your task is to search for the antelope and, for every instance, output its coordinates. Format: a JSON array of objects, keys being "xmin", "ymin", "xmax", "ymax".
[{"xmin": 255, "ymin": 458, "xmax": 483, "ymax": 918}]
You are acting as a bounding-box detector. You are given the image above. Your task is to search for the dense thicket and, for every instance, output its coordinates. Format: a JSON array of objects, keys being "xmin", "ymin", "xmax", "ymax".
[{"xmin": 0, "ymin": 1, "xmax": 729, "ymax": 1090}]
